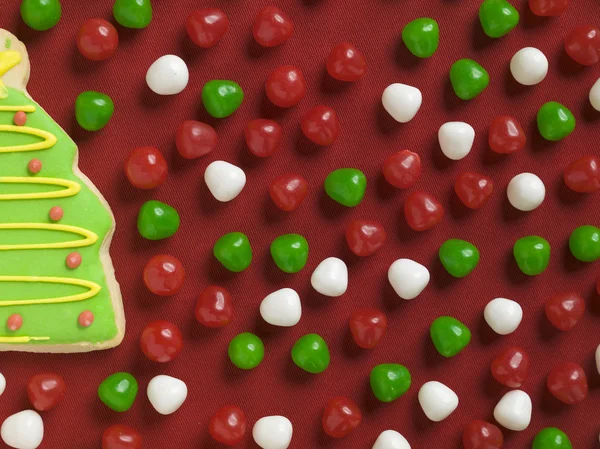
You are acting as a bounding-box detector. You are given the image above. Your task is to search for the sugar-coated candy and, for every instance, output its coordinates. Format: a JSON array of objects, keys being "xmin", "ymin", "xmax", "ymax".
[
  {"xmin": 532, "ymin": 427, "xmax": 572, "ymax": 449},
  {"xmin": 0, "ymin": 373, "xmax": 5, "ymax": 397},
  {"xmin": 529, "ymin": 0, "xmax": 569, "ymax": 16},
  {"xmin": 1, "ymin": 410, "xmax": 43, "ymax": 449},
  {"xmin": 125, "ymin": 146, "xmax": 168, "ymax": 189},
  {"xmin": 418, "ymin": 381, "xmax": 458, "ymax": 422},
  {"xmin": 545, "ymin": 292, "xmax": 585, "ymax": 331},
  {"xmin": 484, "ymin": 298, "xmax": 522, "ymax": 335},
  {"xmin": 326, "ymin": 43, "xmax": 366, "ymax": 82},
  {"xmin": 382, "ymin": 150, "xmax": 421, "ymax": 189},
  {"xmin": 147, "ymin": 375, "xmax": 187, "ymax": 415},
  {"xmin": 547, "ymin": 362, "xmax": 588, "ymax": 404},
  {"xmin": 438, "ymin": 239, "xmax": 479, "ymax": 278},
  {"xmin": 491, "ymin": 346, "xmax": 529, "ymax": 388},
  {"xmin": 345, "ymin": 220, "xmax": 386, "ymax": 256},
  {"xmin": 513, "ymin": 236, "xmax": 551, "ymax": 275},
  {"xmin": 265, "ymin": 66, "xmax": 306, "ymax": 108},
  {"xmin": 98, "ymin": 372, "xmax": 138, "ymax": 412},
  {"xmin": 140, "ymin": 320, "xmax": 183, "ymax": 363},
  {"xmin": 26, "ymin": 373, "xmax": 66, "ymax": 411},
  {"xmin": 463, "ymin": 420, "xmax": 503, "ymax": 449},
  {"xmin": 75, "ymin": 91, "xmax": 114, "ymax": 131},
  {"xmin": 372, "ymin": 430, "xmax": 411, "ymax": 449},
  {"xmin": 322, "ymin": 397, "xmax": 362, "ymax": 438},
  {"xmin": 137, "ymin": 200, "xmax": 180, "ymax": 240},
  {"xmin": 510, "ymin": 47, "xmax": 548, "ymax": 86},
  {"xmin": 493, "ymin": 390, "xmax": 532, "ymax": 431},
  {"xmin": 270, "ymin": 234, "xmax": 309, "ymax": 273},
  {"xmin": 253, "ymin": 6, "xmax": 293, "ymax": 47},
  {"xmin": 388, "ymin": 258, "xmax": 429, "ymax": 300},
  {"xmin": 214, "ymin": 232, "xmax": 252, "ymax": 272},
  {"xmin": 537, "ymin": 102, "xmax": 575, "ymax": 141},
  {"xmin": 370, "ymin": 364, "xmax": 411, "ymax": 402},
  {"xmin": 324, "ymin": 168, "xmax": 366, "ymax": 207},
  {"xmin": 76, "ymin": 19, "xmax": 119, "ymax": 61},
  {"xmin": 479, "ymin": 0, "xmax": 519, "ymax": 38},
  {"xmin": 21, "ymin": 0, "xmax": 61, "ymax": 31},
  {"xmin": 311, "ymin": 257, "xmax": 348, "ymax": 297},
  {"xmin": 202, "ymin": 80, "xmax": 244, "ymax": 118},
  {"xmin": 402, "ymin": 18, "xmax": 439, "ymax": 58},
  {"xmin": 113, "ymin": 0, "xmax": 152, "ymax": 29},
  {"xmin": 205, "ymin": 161, "xmax": 246, "ymax": 202},
  {"xmin": 260, "ymin": 288, "xmax": 302, "ymax": 327},
  {"xmin": 186, "ymin": 9, "xmax": 228, "ymax": 48},
  {"xmin": 507, "ymin": 173, "xmax": 545, "ymax": 211},
  {"xmin": 569, "ymin": 225, "xmax": 600, "ymax": 262},
  {"xmin": 102, "ymin": 425, "xmax": 142, "ymax": 449},
  {"xmin": 381, "ymin": 83, "xmax": 422, "ymax": 123},
  {"xmin": 403, "ymin": 191, "xmax": 444, "ymax": 231},
  {"xmin": 349, "ymin": 308, "xmax": 388, "ymax": 349},
  {"xmin": 563, "ymin": 155, "xmax": 600, "ymax": 193},
  {"xmin": 228, "ymin": 333, "xmax": 264, "ymax": 369},
  {"xmin": 245, "ymin": 119, "xmax": 282, "ymax": 157},
  {"xmin": 301, "ymin": 105, "xmax": 340, "ymax": 146},
  {"xmin": 176, "ymin": 121, "xmax": 217, "ymax": 159},
  {"xmin": 252, "ymin": 416, "xmax": 293, "ymax": 449},
  {"xmin": 449, "ymin": 59, "xmax": 489, "ymax": 100},
  {"xmin": 590, "ymin": 78, "xmax": 600, "ymax": 111},
  {"xmin": 143, "ymin": 254, "xmax": 185, "ymax": 296},
  {"xmin": 209, "ymin": 406, "xmax": 247, "ymax": 446},
  {"xmin": 291, "ymin": 334, "xmax": 330, "ymax": 374},
  {"xmin": 438, "ymin": 122, "xmax": 474, "ymax": 160},
  {"xmin": 454, "ymin": 172, "xmax": 494, "ymax": 209},
  {"xmin": 430, "ymin": 316, "xmax": 471, "ymax": 357},
  {"xmin": 489, "ymin": 115, "xmax": 526, "ymax": 154},
  {"xmin": 269, "ymin": 174, "xmax": 308, "ymax": 212},
  {"xmin": 146, "ymin": 55, "xmax": 189, "ymax": 95},
  {"xmin": 196, "ymin": 285, "xmax": 233, "ymax": 328},
  {"xmin": 564, "ymin": 25, "xmax": 600, "ymax": 66}
]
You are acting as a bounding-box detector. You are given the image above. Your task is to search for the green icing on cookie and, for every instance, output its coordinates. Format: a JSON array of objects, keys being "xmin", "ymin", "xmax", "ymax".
[{"xmin": 4, "ymin": 39, "xmax": 11, "ymax": 49}]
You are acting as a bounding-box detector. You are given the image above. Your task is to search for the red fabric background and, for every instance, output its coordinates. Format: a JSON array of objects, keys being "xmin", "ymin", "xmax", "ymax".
[{"xmin": 1, "ymin": 0, "xmax": 599, "ymax": 448}]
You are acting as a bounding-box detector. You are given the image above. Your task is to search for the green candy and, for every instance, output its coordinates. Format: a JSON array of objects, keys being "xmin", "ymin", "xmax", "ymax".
[
  {"xmin": 430, "ymin": 316, "xmax": 471, "ymax": 357},
  {"xmin": 113, "ymin": 0, "xmax": 152, "ymax": 29},
  {"xmin": 75, "ymin": 91, "xmax": 114, "ymax": 131},
  {"xmin": 513, "ymin": 236, "xmax": 550, "ymax": 275},
  {"xmin": 98, "ymin": 372, "xmax": 138, "ymax": 412},
  {"xmin": 449, "ymin": 59, "xmax": 489, "ymax": 100},
  {"xmin": 137, "ymin": 200, "xmax": 180, "ymax": 240},
  {"xmin": 228, "ymin": 332, "xmax": 264, "ymax": 370},
  {"xmin": 291, "ymin": 334, "xmax": 330, "ymax": 374},
  {"xmin": 20, "ymin": 0, "xmax": 61, "ymax": 31},
  {"xmin": 479, "ymin": 0, "xmax": 519, "ymax": 38},
  {"xmin": 214, "ymin": 232, "xmax": 252, "ymax": 272},
  {"xmin": 569, "ymin": 225, "xmax": 600, "ymax": 262},
  {"xmin": 532, "ymin": 427, "xmax": 572, "ymax": 449},
  {"xmin": 537, "ymin": 102, "xmax": 576, "ymax": 141},
  {"xmin": 439, "ymin": 239, "xmax": 479, "ymax": 278},
  {"xmin": 402, "ymin": 18, "xmax": 439, "ymax": 58},
  {"xmin": 370, "ymin": 364, "xmax": 411, "ymax": 402},
  {"xmin": 202, "ymin": 80, "xmax": 244, "ymax": 118},
  {"xmin": 270, "ymin": 234, "xmax": 309, "ymax": 273},
  {"xmin": 324, "ymin": 168, "xmax": 367, "ymax": 207}
]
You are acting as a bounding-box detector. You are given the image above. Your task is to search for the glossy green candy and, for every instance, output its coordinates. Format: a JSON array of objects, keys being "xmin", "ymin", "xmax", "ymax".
[
  {"xmin": 202, "ymin": 80, "xmax": 244, "ymax": 118},
  {"xmin": 324, "ymin": 168, "xmax": 367, "ymax": 207},
  {"xmin": 137, "ymin": 200, "xmax": 180, "ymax": 240},
  {"xmin": 75, "ymin": 91, "xmax": 114, "ymax": 131},
  {"xmin": 98, "ymin": 372, "xmax": 138, "ymax": 412},
  {"xmin": 402, "ymin": 18, "xmax": 439, "ymax": 58},
  {"xmin": 439, "ymin": 239, "xmax": 479, "ymax": 278},
  {"xmin": 479, "ymin": 0, "xmax": 519, "ymax": 38},
  {"xmin": 113, "ymin": 0, "xmax": 152, "ymax": 29},
  {"xmin": 20, "ymin": 0, "xmax": 61, "ymax": 31},
  {"xmin": 532, "ymin": 427, "xmax": 572, "ymax": 449},
  {"xmin": 370, "ymin": 364, "xmax": 411, "ymax": 402},
  {"xmin": 291, "ymin": 334, "xmax": 330, "ymax": 374},
  {"xmin": 537, "ymin": 102, "xmax": 576, "ymax": 141},
  {"xmin": 228, "ymin": 332, "xmax": 264, "ymax": 369},
  {"xmin": 270, "ymin": 234, "xmax": 309, "ymax": 273},
  {"xmin": 449, "ymin": 59, "xmax": 489, "ymax": 100},
  {"xmin": 214, "ymin": 232, "xmax": 252, "ymax": 272},
  {"xmin": 514, "ymin": 236, "xmax": 550, "ymax": 275},
  {"xmin": 569, "ymin": 225, "xmax": 600, "ymax": 262},
  {"xmin": 430, "ymin": 316, "xmax": 471, "ymax": 357}
]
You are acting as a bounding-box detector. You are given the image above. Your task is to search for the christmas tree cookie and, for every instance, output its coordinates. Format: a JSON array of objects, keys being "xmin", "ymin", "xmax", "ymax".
[{"xmin": 0, "ymin": 30, "xmax": 124, "ymax": 352}]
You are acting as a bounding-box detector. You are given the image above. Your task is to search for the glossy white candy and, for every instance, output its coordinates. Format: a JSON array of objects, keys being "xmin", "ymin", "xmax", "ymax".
[
  {"xmin": 372, "ymin": 430, "xmax": 411, "ymax": 449},
  {"xmin": 1, "ymin": 410, "xmax": 43, "ymax": 449},
  {"xmin": 595, "ymin": 344, "xmax": 600, "ymax": 375},
  {"xmin": 388, "ymin": 259, "xmax": 430, "ymax": 300},
  {"xmin": 0, "ymin": 373, "xmax": 5, "ymax": 397},
  {"xmin": 484, "ymin": 298, "xmax": 523, "ymax": 335},
  {"xmin": 493, "ymin": 390, "xmax": 532, "ymax": 431},
  {"xmin": 510, "ymin": 47, "xmax": 548, "ymax": 86},
  {"xmin": 438, "ymin": 122, "xmax": 475, "ymax": 160},
  {"xmin": 311, "ymin": 257, "xmax": 348, "ymax": 297},
  {"xmin": 147, "ymin": 375, "xmax": 187, "ymax": 415},
  {"xmin": 260, "ymin": 288, "xmax": 302, "ymax": 327},
  {"xmin": 418, "ymin": 381, "xmax": 458, "ymax": 422},
  {"xmin": 146, "ymin": 55, "xmax": 189, "ymax": 95},
  {"xmin": 382, "ymin": 83, "xmax": 422, "ymax": 123},
  {"xmin": 205, "ymin": 161, "xmax": 246, "ymax": 202},
  {"xmin": 507, "ymin": 173, "xmax": 545, "ymax": 211},
  {"xmin": 252, "ymin": 416, "xmax": 293, "ymax": 449},
  {"xmin": 590, "ymin": 78, "xmax": 600, "ymax": 112}
]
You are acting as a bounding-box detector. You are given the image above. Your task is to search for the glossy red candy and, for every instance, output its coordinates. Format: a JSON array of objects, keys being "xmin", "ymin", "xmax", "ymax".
[
  {"xmin": 564, "ymin": 25, "xmax": 600, "ymax": 66},
  {"xmin": 253, "ymin": 6, "xmax": 293, "ymax": 47},
  {"xmin": 301, "ymin": 105, "xmax": 340, "ymax": 146},
  {"xmin": 209, "ymin": 405, "xmax": 247, "ymax": 446},
  {"xmin": 382, "ymin": 150, "xmax": 421, "ymax": 189},
  {"xmin": 490, "ymin": 346, "xmax": 530, "ymax": 388},
  {"xmin": 545, "ymin": 292, "xmax": 585, "ymax": 331},
  {"xmin": 143, "ymin": 254, "xmax": 185, "ymax": 296},
  {"xmin": 563, "ymin": 155, "xmax": 600, "ymax": 193},
  {"xmin": 102, "ymin": 424, "xmax": 142, "ymax": 449},
  {"xmin": 245, "ymin": 119, "xmax": 282, "ymax": 157},
  {"xmin": 76, "ymin": 18, "xmax": 119, "ymax": 61},
  {"xmin": 124, "ymin": 146, "xmax": 168, "ymax": 189},
  {"xmin": 529, "ymin": 0, "xmax": 569, "ymax": 16},
  {"xmin": 140, "ymin": 320, "xmax": 183, "ymax": 363},
  {"xmin": 462, "ymin": 420, "xmax": 504, "ymax": 449},
  {"xmin": 454, "ymin": 172, "xmax": 494, "ymax": 209},
  {"xmin": 186, "ymin": 9, "xmax": 229, "ymax": 48},
  {"xmin": 349, "ymin": 308, "xmax": 388, "ymax": 349},
  {"xmin": 403, "ymin": 191, "xmax": 444, "ymax": 231},
  {"xmin": 326, "ymin": 43, "xmax": 367, "ymax": 82},
  {"xmin": 176, "ymin": 120, "xmax": 217, "ymax": 159},
  {"xmin": 196, "ymin": 285, "xmax": 233, "ymax": 328},
  {"xmin": 269, "ymin": 174, "xmax": 308, "ymax": 212},
  {"xmin": 547, "ymin": 362, "xmax": 588, "ymax": 404},
  {"xmin": 345, "ymin": 220, "xmax": 386, "ymax": 257},
  {"xmin": 322, "ymin": 397, "xmax": 362, "ymax": 438},
  {"xmin": 489, "ymin": 116, "xmax": 526, "ymax": 154},
  {"xmin": 27, "ymin": 373, "xmax": 66, "ymax": 411},
  {"xmin": 265, "ymin": 66, "xmax": 306, "ymax": 108}
]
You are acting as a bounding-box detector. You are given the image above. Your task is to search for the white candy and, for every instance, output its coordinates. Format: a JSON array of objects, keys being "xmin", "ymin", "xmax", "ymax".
[
  {"xmin": 252, "ymin": 416, "xmax": 293, "ymax": 449},
  {"xmin": 147, "ymin": 375, "xmax": 187, "ymax": 415},
  {"xmin": 205, "ymin": 161, "xmax": 246, "ymax": 202},
  {"xmin": 260, "ymin": 288, "xmax": 302, "ymax": 327},
  {"xmin": 388, "ymin": 259, "xmax": 430, "ymax": 300},
  {"xmin": 146, "ymin": 55, "xmax": 189, "ymax": 95},
  {"xmin": 1, "ymin": 410, "xmax": 43, "ymax": 449},
  {"xmin": 438, "ymin": 122, "xmax": 475, "ymax": 161},
  {"xmin": 590, "ymin": 78, "xmax": 600, "ymax": 112},
  {"xmin": 484, "ymin": 298, "xmax": 523, "ymax": 335},
  {"xmin": 418, "ymin": 381, "xmax": 458, "ymax": 422},
  {"xmin": 372, "ymin": 430, "xmax": 411, "ymax": 449},
  {"xmin": 382, "ymin": 83, "xmax": 422, "ymax": 123},
  {"xmin": 311, "ymin": 257, "xmax": 348, "ymax": 297},
  {"xmin": 493, "ymin": 390, "xmax": 532, "ymax": 431},
  {"xmin": 507, "ymin": 173, "xmax": 545, "ymax": 211},
  {"xmin": 0, "ymin": 373, "xmax": 5, "ymax": 397},
  {"xmin": 595, "ymin": 344, "xmax": 600, "ymax": 375},
  {"xmin": 510, "ymin": 47, "xmax": 548, "ymax": 86}
]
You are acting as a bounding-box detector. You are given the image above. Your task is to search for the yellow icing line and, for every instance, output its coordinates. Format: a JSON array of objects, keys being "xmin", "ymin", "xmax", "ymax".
[
  {"xmin": 0, "ymin": 51, "xmax": 21, "ymax": 76},
  {"xmin": 0, "ymin": 177, "xmax": 81, "ymax": 200},
  {"xmin": 0, "ymin": 336, "xmax": 50, "ymax": 343},
  {"xmin": 0, "ymin": 105, "xmax": 36, "ymax": 112},
  {"xmin": 0, "ymin": 223, "xmax": 98, "ymax": 250},
  {"xmin": 0, "ymin": 125, "xmax": 57, "ymax": 153},
  {"xmin": 0, "ymin": 276, "xmax": 101, "ymax": 306}
]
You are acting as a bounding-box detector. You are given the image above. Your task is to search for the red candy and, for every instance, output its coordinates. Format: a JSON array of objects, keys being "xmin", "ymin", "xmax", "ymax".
[
  {"xmin": 245, "ymin": 119, "xmax": 282, "ymax": 158},
  {"xmin": 563, "ymin": 155, "xmax": 600, "ymax": 193},
  {"xmin": 102, "ymin": 424, "xmax": 142, "ymax": 449},
  {"xmin": 462, "ymin": 420, "xmax": 504, "ymax": 449},
  {"xmin": 545, "ymin": 292, "xmax": 585, "ymax": 331},
  {"xmin": 489, "ymin": 115, "xmax": 526, "ymax": 154},
  {"xmin": 13, "ymin": 111, "xmax": 27, "ymax": 126},
  {"xmin": 196, "ymin": 286, "xmax": 233, "ymax": 328},
  {"xmin": 349, "ymin": 308, "xmax": 388, "ymax": 349},
  {"xmin": 209, "ymin": 405, "xmax": 247, "ymax": 446},
  {"xmin": 253, "ymin": 6, "xmax": 293, "ymax": 47},
  {"xmin": 27, "ymin": 373, "xmax": 66, "ymax": 411},
  {"xmin": 322, "ymin": 397, "xmax": 362, "ymax": 438},
  {"xmin": 78, "ymin": 310, "xmax": 94, "ymax": 327},
  {"xmin": 345, "ymin": 220, "xmax": 386, "ymax": 257},
  {"xmin": 49, "ymin": 206, "xmax": 64, "ymax": 222},
  {"xmin": 269, "ymin": 174, "xmax": 308, "ymax": 212},
  {"xmin": 186, "ymin": 9, "xmax": 229, "ymax": 48},
  {"xmin": 454, "ymin": 172, "xmax": 494, "ymax": 209},
  {"xmin": 76, "ymin": 18, "xmax": 119, "ymax": 61},
  {"xmin": 301, "ymin": 105, "xmax": 340, "ymax": 146},
  {"xmin": 7, "ymin": 314, "xmax": 23, "ymax": 331},
  {"xmin": 143, "ymin": 254, "xmax": 185, "ymax": 296},
  {"xmin": 490, "ymin": 346, "xmax": 530, "ymax": 388},
  {"xmin": 382, "ymin": 150, "xmax": 421, "ymax": 189},
  {"xmin": 326, "ymin": 43, "xmax": 367, "ymax": 82},
  {"xmin": 140, "ymin": 320, "xmax": 183, "ymax": 363},
  {"xmin": 564, "ymin": 25, "xmax": 600, "ymax": 66},
  {"xmin": 124, "ymin": 146, "xmax": 168, "ymax": 189},
  {"xmin": 547, "ymin": 362, "xmax": 588, "ymax": 404},
  {"xmin": 28, "ymin": 159, "xmax": 42, "ymax": 174},
  {"xmin": 176, "ymin": 120, "xmax": 217, "ymax": 159},
  {"xmin": 66, "ymin": 252, "xmax": 82, "ymax": 269},
  {"xmin": 265, "ymin": 65, "xmax": 306, "ymax": 108},
  {"xmin": 529, "ymin": 0, "xmax": 569, "ymax": 16},
  {"xmin": 403, "ymin": 191, "xmax": 444, "ymax": 231}
]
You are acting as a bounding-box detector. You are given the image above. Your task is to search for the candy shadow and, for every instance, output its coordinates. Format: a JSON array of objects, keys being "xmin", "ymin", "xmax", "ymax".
[
  {"xmin": 341, "ymin": 328, "xmax": 365, "ymax": 359},
  {"xmin": 538, "ymin": 380, "xmax": 568, "ymax": 415},
  {"xmin": 581, "ymin": 100, "xmax": 600, "ymax": 123},
  {"xmin": 521, "ymin": 6, "xmax": 550, "ymax": 29},
  {"xmin": 206, "ymin": 257, "xmax": 237, "ymax": 284},
  {"xmin": 421, "ymin": 332, "xmax": 444, "ymax": 369},
  {"xmin": 429, "ymin": 255, "xmax": 457, "ymax": 290},
  {"xmin": 555, "ymin": 177, "xmax": 586, "ymax": 206},
  {"xmin": 446, "ymin": 187, "xmax": 475, "ymax": 221},
  {"xmin": 503, "ymin": 65, "xmax": 529, "ymax": 97},
  {"xmin": 477, "ymin": 314, "xmax": 501, "ymax": 346},
  {"xmin": 320, "ymin": 67, "xmax": 353, "ymax": 95},
  {"xmin": 198, "ymin": 181, "xmax": 224, "ymax": 216},
  {"xmin": 258, "ymin": 92, "xmax": 288, "ymax": 120},
  {"xmin": 139, "ymin": 84, "xmax": 179, "ymax": 110},
  {"xmin": 587, "ymin": 287, "xmax": 600, "ymax": 317},
  {"xmin": 177, "ymin": 29, "xmax": 209, "ymax": 64},
  {"xmin": 411, "ymin": 394, "xmax": 435, "ymax": 431},
  {"xmin": 537, "ymin": 308, "xmax": 561, "ymax": 341},
  {"xmin": 235, "ymin": 138, "xmax": 263, "ymax": 171},
  {"xmin": 527, "ymin": 119, "xmax": 556, "ymax": 153},
  {"xmin": 561, "ymin": 241, "xmax": 588, "ymax": 273},
  {"xmin": 262, "ymin": 193, "xmax": 289, "ymax": 224},
  {"xmin": 380, "ymin": 275, "xmax": 405, "ymax": 312},
  {"xmin": 395, "ymin": 209, "xmax": 420, "ymax": 243},
  {"xmin": 186, "ymin": 315, "xmax": 223, "ymax": 342},
  {"xmin": 221, "ymin": 354, "xmax": 249, "ymax": 382},
  {"xmin": 115, "ymin": 172, "xmax": 151, "ymax": 204},
  {"xmin": 300, "ymin": 284, "xmax": 331, "ymax": 310},
  {"xmin": 585, "ymin": 356, "xmax": 600, "ymax": 390},
  {"xmin": 67, "ymin": 115, "xmax": 99, "ymax": 144},
  {"xmin": 360, "ymin": 378, "xmax": 382, "ymax": 414},
  {"xmin": 556, "ymin": 48, "xmax": 585, "ymax": 77},
  {"xmin": 503, "ymin": 250, "xmax": 530, "ymax": 286},
  {"xmin": 479, "ymin": 369, "xmax": 505, "ymax": 398},
  {"xmin": 314, "ymin": 413, "xmax": 334, "ymax": 447},
  {"xmin": 295, "ymin": 129, "xmax": 327, "ymax": 156},
  {"xmin": 375, "ymin": 172, "xmax": 399, "ymax": 201},
  {"xmin": 283, "ymin": 359, "xmax": 313, "ymax": 385},
  {"xmin": 480, "ymin": 145, "xmax": 509, "ymax": 166},
  {"xmin": 70, "ymin": 45, "xmax": 100, "ymax": 75},
  {"xmin": 252, "ymin": 312, "xmax": 289, "ymax": 341},
  {"xmin": 167, "ymin": 140, "xmax": 202, "ymax": 175},
  {"xmin": 246, "ymin": 35, "xmax": 270, "ymax": 59},
  {"xmin": 470, "ymin": 18, "xmax": 497, "ymax": 51},
  {"xmin": 501, "ymin": 194, "xmax": 528, "ymax": 222},
  {"xmin": 374, "ymin": 102, "xmax": 401, "ymax": 135},
  {"xmin": 394, "ymin": 36, "xmax": 422, "ymax": 70},
  {"xmin": 318, "ymin": 191, "xmax": 349, "ymax": 220},
  {"xmin": 430, "ymin": 135, "xmax": 453, "ymax": 172},
  {"xmin": 261, "ymin": 246, "xmax": 288, "ymax": 286},
  {"xmin": 442, "ymin": 76, "xmax": 464, "ymax": 112}
]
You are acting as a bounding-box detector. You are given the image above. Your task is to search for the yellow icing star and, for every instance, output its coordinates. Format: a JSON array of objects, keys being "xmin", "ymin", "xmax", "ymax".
[{"xmin": 0, "ymin": 51, "xmax": 21, "ymax": 98}]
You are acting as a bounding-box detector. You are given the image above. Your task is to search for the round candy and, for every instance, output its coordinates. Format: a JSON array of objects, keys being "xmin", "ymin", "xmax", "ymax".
[
  {"xmin": 48, "ymin": 206, "xmax": 63, "ymax": 221},
  {"xmin": 438, "ymin": 239, "xmax": 479, "ymax": 278},
  {"xmin": 213, "ymin": 232, "xmax": 252, "ymax": 272},
  {"xmin": 252, "ymin": 6, "xmax": 293, "ymax": 47},
  {"xmin": 228, "ymin": 332, "xmax": 264, "ymax": 370},
  {"xmin": 20, "ymin": 0, "xmax": 61, "ymax": 31},
  {"xmin": 311, "ymin": 257, "xmax": 348, "ymax": 297},
  {"xmin": 0, "ymin": 410, "xmax": 44, "ymax": 449},
  {"xmin": 401, "ymin": 18, "xmax": 439, "ymax": 58},
  {"xmin": 370, "ymin": 364, "xmax": 411, "ymax": 402},
  {"xmin": 245, "ymin": 119, "xmax": 282, "ymax": 157},
  {"xmin": 322, "ymin": 397, "xmax": 362, "ymax": 438},
  {"xmin": 324, "ymin": 168, "xmax": 366, "ymax": 207},
  {"xmin": 381, "ymin": 83, "xmax": 422, "ymax": 123},
  {"xmin": 349, "ymin": 308, "xmax": 387, "ymax": 349},
  {"xmin": 269, "ymin": 173, "xmax": 308, "ymax": 212},
  {"xmin": 270, "ymin": 234, "xmax": 309, "ymax": 273},
  {"xmin": 493, "ymin": 390, "xmax": 532, "ymax": 431},
  {"xmin": 260, "ymin": 288, "xmax": 302, "ymax": 327},
  {"xmin": 140, "ymin": 320, "xmax": 183, "ymax": 363},
  {"xmin": 209, "ymin": 405, "xmax": 247, "ymax": 446},
  {"xmin": 202, "ymin": 80, "xmax": 244, "ymax": 118},
  {"xmin": 463, "ymin": 420, "xmax": 504, "ymax": 449},
  {"xmin": 265, "ymin": 66, "xmax": 306, "ymax": 108},
  {"xmin": 301, "ymin": 105, "xmax": 340, "ymax": 146},
  {"xmin": 547, "ymin": 362, "xmax": 588, "ymax": 404},
  {"xmin": 484, "ymin": 297, "xmax": 523, "ymax": 335},
  {"xmin": 205, "ymin": 160, "xmax": 246, "ymax": 202},
  {"xmin": 564, "ymin": 25, "xmax": 600, "ymax": 66},
  {"xmin": 569, "ymin": 225, "xmax": 600, "ymax": 262},
  {"xmin": 98, "ymin": 372, "xmax": 138, "ymax": 412},
  {"xmin": 545, "ymin": 292, "xmax": 585, "ymax": 331},
  {"xmin": 479, "ymin": 0, "xmax": 519, "ymax": 38},
  {"xmin": 345, "ymin": 220, "xmax": 386, "ymax": 257},
  {"xmin": 66, "ymin": 252, "xmax": 82, "ymax": 269},
  {"xmin": 449, "ymin": 59, "xmax": 489, "ymax": 100},
  {"xmin": 491, "ymin": 346, "xmax": 529, "ymax": 388},
  {"xmin": 102, "ymin": 424, "xmax": 142, "ymax": 449},
  {"xmin": 388, "ymin": 258, "xmax": 430, "ymax": 300},
  {"xmin": 7, "ymin": 314, "xmax": 23, "ymax": 331},
  {"xmin": 143, "ymin": 254, "xmax": 185, "ymax": 296},
  {"xmin": 510, "ymin": 47, "xmax": 548, "ymax": 86},
  {"xmin": 537, "ymin": 102, "xmax": 575, "ymax": 141},
  {"xmin": 186, "ymin": 9, "xmax": 228, "ymax": 48},
  {"xmin": 513, "ymin": 236, "xmax": 551, "ymax": 275},
  {"xmin": 28, "ymin": 159, "xmax": 42, "ymax": 174},
  {"xmin": 78, "ymin": 310, "xmax": 94, "ymax": 327},
  {"xmin": 430, "ymin": 316, "xmax": 471, "ymax": 357},
  {"xmin": 76, "ymin": 19, "xmax": 119, "ymax": 61},
  {"xmin": 27, "ymin": 373, "xmax": 66, "ymax": 411},
  {"xmin": 403, "ymin": 191, "xmax": 444, "ymax": 231},
  {"xmin": 176, "ymin": 120, "xmax": 217, "ymax": 159},
  {"xmin": 438, "ymin": 122, "xmax": 474, "ymax": 161},
  {"xmin": 113, "ymin": 0, "xmax": 152, "ymax": 29},
  {"xmin": 489, "ymin": 115, "xmax": 526, "ymax": 154},
  {"xmin": 291, "ymin": 334, "xmax": 330, "ymax": 374},
  {"xmin": 75, "ymin": 91, "xmax": 114, "ymax": 131},
  {"xmin": 13, "ymin": 111, "xmax": 27, "ymax": 126},
  {"xmin": 195, "ymin": 285, "xmax": 233, "ymax": 328},
  {"xmin": 373, "ymin": 431, "xmax": 411, "ymax": 449},
  {"xmin": 418, "ymin": 381, "xmax": 458, "ymax": 422},
  {"xmin": 532, "ymin": 427, "xmax": 572, "ymax": 449},
  {"xmin": 507, "ymin": 173, "xmax": 545, "ymax": 211},
  {"xmin": 146, "ymin": 55, "xmax": 189, "ymax": 95},
  {"xmin": 382, "ymin": 150, "xmax": 421, "ymax": 189},
  {"xmin": 590, "ymin": 78, "xmax": 600, "ymax": 112},
  {"xmin": 326, "ymin": 42, "xmax": 367, "ymax": 81},
  {"xmin": 454, "ymin": 172, "xmax": 494, "ymax": 209},
  {"xmin": 252, "ymin": 416, "xmax": 293, "ymax": 449},
  {"xmin": 563, "ymin": 155, "xmax": 600, "ymax": 193},
  {"xmin": 147, "ymin": 375, "xmax": 187, "ymax": 415},
  {"xmin": 124, "ymin": 146, "xmax": 168, "ymax": 189},
  {"xmin": 529, "ymin": 0, "xmax": 569, "ymax": 16}
]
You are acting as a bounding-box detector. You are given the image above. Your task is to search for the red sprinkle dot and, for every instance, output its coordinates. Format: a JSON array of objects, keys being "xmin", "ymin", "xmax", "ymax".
[
  {"xmin": 13, "ymin": 111, "xmax": 27, "ymax": 126},
  {"xmin": 28, "ymin": 159, "xmax": 42, "ymax": 174},
  {"xmin": 66, "ymin": 252, "xmax": 82, "ymax": 269},
  {"xmin": 49, "ymin": 206, "xmax": 64, "ymax": 222},
  {"xmin": 78, "ymin": 310, "xmax": 94, "ymax": 327},
  {"xmin": 7, "ymin": 314, "xmax": 23, "ymax": 331}
]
